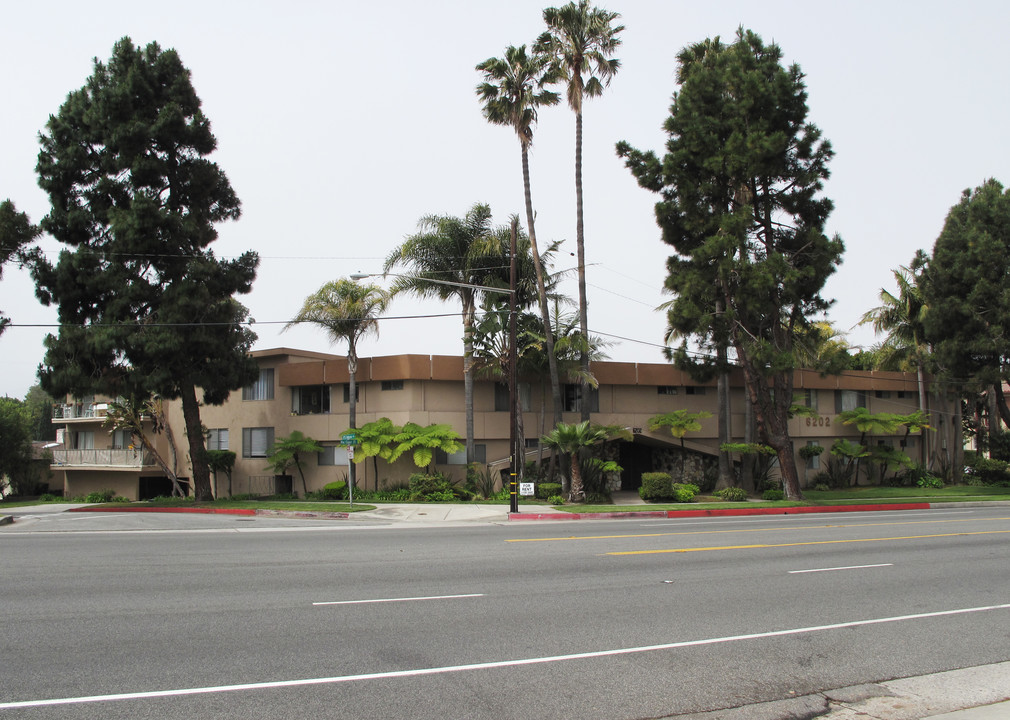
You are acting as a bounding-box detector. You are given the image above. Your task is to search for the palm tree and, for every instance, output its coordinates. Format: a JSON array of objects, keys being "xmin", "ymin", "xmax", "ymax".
[
  {"xmin": 536, "ymin": 0, "xmax": 623, "ymax": 422},
  {"xmin": 541, "ymin": 420, "xmax": 610, "ymax": 502},
  {"xmin": 285, "ymin": 278, "xmax": 390, "ymax": 490},
  {"xmin": 384, "ymin": 203, "xmax": 507, "ymax": 463},
  {"xmin": 860, "ymin": 254, "xmax": 933, "ymax": 464},
  {"xmin": 476, "ymin": 44, "xmax": 564, "ymax": 429}
]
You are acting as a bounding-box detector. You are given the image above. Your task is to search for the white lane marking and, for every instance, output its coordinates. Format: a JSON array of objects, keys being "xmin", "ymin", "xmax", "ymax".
[
  {"xmin": 789, "ymin": 563, "xmax": 894, "ymax": 574},
  {"xmin": 313, "ymin": 593, "xmax": 484, "ymax": 606},
  {"xmin": 4, "ymin": 602, "xmax": 1009, "ymax": 710}
]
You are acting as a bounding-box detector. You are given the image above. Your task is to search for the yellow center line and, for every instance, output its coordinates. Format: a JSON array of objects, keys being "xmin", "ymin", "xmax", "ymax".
[
  {"xmin": 506, "ymin": 517, "xmax": 1010, "ymax": 543},
  {"xmin": 605, "ymin": 529, "xmax": 1010, "ymax": 555}
]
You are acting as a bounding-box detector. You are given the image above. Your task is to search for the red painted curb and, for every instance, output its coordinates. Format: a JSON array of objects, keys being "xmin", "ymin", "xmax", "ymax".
[
  {"xmin": 69, "ymin": 506, "xmax": 257, "ymax": 516},
  {"xmin": 509, "ymin": 503, "xmax": 932, "ymax": 521}
]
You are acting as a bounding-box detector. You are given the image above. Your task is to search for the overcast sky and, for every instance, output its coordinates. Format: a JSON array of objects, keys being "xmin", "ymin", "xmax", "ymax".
[{"xmin": 2, "ymin": 1, "xmax": 1007, "ymax": 400}]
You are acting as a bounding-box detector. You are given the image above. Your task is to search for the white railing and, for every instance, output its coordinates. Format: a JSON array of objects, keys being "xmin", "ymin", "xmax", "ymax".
[
  {"xmin": 52, "ymin": 449, "xmax": 152, "ymax": 467},
  {"xmin": 52, "ymin": 404, "xmax": 108, "ymax": 420}
]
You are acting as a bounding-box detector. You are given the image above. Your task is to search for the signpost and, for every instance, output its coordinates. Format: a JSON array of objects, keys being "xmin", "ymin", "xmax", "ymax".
[{"xmin": 341, "ymin": 433, "xmax": 358, "ymax": 505}]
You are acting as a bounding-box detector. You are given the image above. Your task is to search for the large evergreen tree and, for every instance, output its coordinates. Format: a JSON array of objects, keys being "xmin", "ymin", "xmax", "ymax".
[
  {"xmin": 923, "ymin": 179, "xmax": 1010, "ymax": 427},
  {"xmin": 0, "ymin": 201, "xmax": 40, "ymax": 337},
  {"xmin": 30, "ymin": 38, "xmax": 259, "ymax": 501},
  {"xmin": 617, "ymin": 29, "xmax": 843, "ymax": 499}
]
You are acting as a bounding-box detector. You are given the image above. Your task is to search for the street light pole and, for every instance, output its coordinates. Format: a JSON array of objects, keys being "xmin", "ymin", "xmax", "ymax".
[{"xmin": 509, "ymin": 219, "xmax": 519, "ymax": 514}]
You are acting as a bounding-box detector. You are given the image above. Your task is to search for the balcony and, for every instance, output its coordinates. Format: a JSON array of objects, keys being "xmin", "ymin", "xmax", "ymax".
[
  {"xmin": 52, "ymin": 449, "xmax": 154, "ymax": 468},
  {"xmin": 53, "ymin": 403, "xmax": 109, "ymax": 421}
]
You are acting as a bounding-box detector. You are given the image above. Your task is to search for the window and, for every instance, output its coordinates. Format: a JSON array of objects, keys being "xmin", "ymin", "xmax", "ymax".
[
  {"xmin": 657, "ymin": 386, "xmax": 678, "ymax": 395},
  {"xmin": 800, "ymin": 389, "xmax": 818, "ymax": 410},
  {"xmin": 563, "ymin": 384, "xmax": 599, "ymax": 413},
  {"xmin": 73, "ymin": 431, "xmax": 94, "ymax": 450},
  {"xmin": 435, "ymin": 445, "xmax": 485, "ymax": 464},
  {"xmin": 292, "ymin": 385, "xmax": 330, "ymax": 415},
  {"xmin": 342, "ymin": 384, "xmax": 360, "ymax": 403},
  {"xmin": 318, "ymin": 445, "xmax": 349, "ymax": 466},
  {"xmin": 897, "ymin": 391, "xmax": 906, "ymax": 399},
  {"xmin": 875, "ymin": 390, "xmax": 891, "ymax": 399},
  {"xmin": 243, "ymin": 368, "xmax": 274, "ymax": 401},
  {"xmin": 242, "ymin": 427, "xmax": 274, "ymax": 458},
  {"xmin": 525, "ymin": 438, "xmax": 540, "ymax": 449},
  {"xmin": 112, "ymin": 429, "xmax": 132, "ymax": 449},
  {"xmin": 835, "ymin": 390, "xmax": 867, "ymax": 413},
  {"xmin": 381, "ymin": 380, "xmax": 404, "ymax": 391},
  {"xmin": 207, "ymin": 428, "xmax": 229, "ymax": 451},
  {"xmin": 805, "ymin": 440, "xmax": 821, "ymax": 470},
  {"xmin": 494, "ymin": 382, "xmax": 531, "ymax": 411},
  {"xmin": 685, "ymin": 386, "xmax": 706, "ymax": 395}
]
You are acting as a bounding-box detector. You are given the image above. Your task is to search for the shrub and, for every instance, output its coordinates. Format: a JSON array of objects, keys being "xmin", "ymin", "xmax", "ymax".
[
  {"xmin": 111, "ymin": 496, "xmax": 131, "ymax": 503},
  {"xmin": 672, "ymin": 483, "xmax": 698, "ymax": 503},
  {"xmin": 813, "ymin": 483, "xmax": 830, "ymax": 492},
  {"xmin": 715, "ymin": 486, "xmax": 748, "ymax": 502},
  {"xmin": 585, "ymin": 491, "xmax": 611, "ymax": 504},
  {"xmin": 916, "ymin": 474, "xmax": 944, "ymax": 489},
  {"xmin": 229, "ymin": 493, "xmax": 260, "ymax": 501},
  {"xmin": 547, "ymin": 495, "xmax": 564, "ymax": 505},
  {"xmin": 535, "ymin": 482, "xmax": 563, "ymax": 500},
  {"xmin": 762, "ymin": 489, "xmax": 785, "ymax": 501},
  {"xmin": 963, "ymin": 452, "xmax": 1010, "ymax": 486},
  {"xmin": 39, "ymin": 493, "xmax": 61, "ymax": 502},
  {"xmin": 408, "ymin": 472, "xmax": 463, "ymax": 501},
  {"xmin": 84, "ymin": 489, "xmax": 116, "ymax": 503},
  {"xmin": 639, "ymin": 472, "xmax": 673, "ymax": 501},
  {"xmin": 308, "ymin": 481, "xmax": 348, "ymax": 501}
]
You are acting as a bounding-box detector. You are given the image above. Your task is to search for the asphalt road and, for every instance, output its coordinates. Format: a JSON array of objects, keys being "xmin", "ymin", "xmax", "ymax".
[{"xmin": 2, "ymin": 506, "xmax": 1009, "ymax": 718}]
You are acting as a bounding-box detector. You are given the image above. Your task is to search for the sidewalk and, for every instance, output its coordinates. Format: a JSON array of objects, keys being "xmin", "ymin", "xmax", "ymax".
[{"xmin": 671, "ymin": 660, "xmax": 1010, "ymax": 719}]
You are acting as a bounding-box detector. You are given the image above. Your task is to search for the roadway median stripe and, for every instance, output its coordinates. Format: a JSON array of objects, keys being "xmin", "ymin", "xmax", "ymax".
[
  {"xmin": 3, "ymin": 603, "xmax": 1009, "ymax": 710},
  {"xmin": 606, "ymin": 529, "xmax": 1010, "ymax": 555},
  {"xmin": 507, "ymin": 516, "xmax": 1010, "ymax": 543}
]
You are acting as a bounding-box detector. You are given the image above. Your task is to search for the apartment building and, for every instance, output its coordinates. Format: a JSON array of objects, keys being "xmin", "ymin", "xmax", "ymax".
[{"xmin": 49, "ymin": 348, "xmax": 924, "ymax": 500}]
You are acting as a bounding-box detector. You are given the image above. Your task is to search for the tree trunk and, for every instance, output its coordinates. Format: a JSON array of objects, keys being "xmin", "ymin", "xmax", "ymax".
[
  {"xmin": 574, "ymin": 109, "xmax": 590, "ymax": 423},
  {"xmin": 521, "ymin": 144, "xmax": 563, "ymax": 428},
  {"xmin": 569, "ymin": 452, "xmax": 585, "ymax": 503},
  {"xmin": 180, "ymin": 381, "xmax": 212, "ymax": 500},
  {"xmin": 740, "ymin": 391, "xmax": 756, "ymax": 492},
  {"xmin": 716, "ymin": 331, "xmax": 733, "ymax": 489}
]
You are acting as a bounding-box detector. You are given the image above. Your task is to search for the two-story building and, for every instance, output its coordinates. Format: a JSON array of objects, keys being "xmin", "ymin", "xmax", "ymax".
[{"xmin": 49, "ymin": 348, "xmax": 925, "ymax": 500}]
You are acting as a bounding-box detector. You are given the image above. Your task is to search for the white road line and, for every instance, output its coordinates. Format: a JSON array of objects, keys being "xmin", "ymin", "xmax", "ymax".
[
  {"xmin": 3, "ymin": 602, "xmax": 1009, "ymax": 710},
  {"xmin": 789, "ymin": 563, "xmax": 894, "ymax": 574},
  {"xmin": 313, "ymin": 593, "xmax": 484, "ymax": 606}
]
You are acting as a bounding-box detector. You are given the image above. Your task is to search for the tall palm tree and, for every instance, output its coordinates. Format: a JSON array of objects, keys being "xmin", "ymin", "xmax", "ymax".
[
  {"xmin": 285, "ymin": 278, "xmax": 390, "ymax": 490},
  {"xmin": 384, "ymin": 203, "xmax": 507, "ymax": 463},
  {"xmin": 536, "ymin": 0, "xmax": 623, "ymax": 421},
  {"xmin": 476, "ymin": 44, "xmax": 564, "ymax": 429},
  {"xmin": 861, "ymin": 253, "xmax": 933, "ymax": 464}
]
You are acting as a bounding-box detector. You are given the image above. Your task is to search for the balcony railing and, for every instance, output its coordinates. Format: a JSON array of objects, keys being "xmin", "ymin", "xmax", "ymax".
[
  {"xmin": 52, "ymin": 449, "xmax": 153, "ymax": 468},
  {"xmin": 52, "ymin": 404, "xmax": 109, "ymax": 420}
]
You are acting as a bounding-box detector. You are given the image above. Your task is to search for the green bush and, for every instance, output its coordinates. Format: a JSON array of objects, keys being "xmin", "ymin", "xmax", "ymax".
[
  {"xmin": 715, "ymin": 486, "xmax": 749, "ymax": 502},
  {"xmin": 547, "ymin": 495, "xmax": 564, "ymax": 505},
  {"xmin": 672, "ymin": 483, "xmax": 698, "ymax": 503},
  {"xmin": 84, "ymin": 489, "xmax": 116, "ymax": 503},
  {"xmin": 39, "ymin": 493, "xmax": 62, "ymax": 502},
  {"xmin": 762, "ymin": 489, "xmax": 785, "ymax": 501},
  {"xmin": 535, "ymin": 482, "xmax": 563, "ymax": 500},
  {"xmin": 639, "ymin": 472, "xmax": 672, "ymax": 501},
  {"xmin": 813, "ymin": 482, "xmax": 830, "ymax": 492},
  {"xmin": 408, "ymin": 472, "xmax": 465, "ymax": 501},
  {"xmin": 916, "ymin": 474, "xmax": 944, "ymax": 489},
  {"xmin": 308, "ymin": 481, "xmax": 348, "ymax": 501},
  {"xmin": 963, "ymin": 452, "xmax": 1010, "ymax": 486}
]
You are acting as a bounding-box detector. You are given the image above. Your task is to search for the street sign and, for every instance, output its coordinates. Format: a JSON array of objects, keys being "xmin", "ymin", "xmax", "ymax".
[
  {"xmin": 341, "ymin": 433, "xmax": 358, "ymax": 445},
  {"xmin": 519, "ymin": 482, "xmax": 535, "ymax": 496},
  {"xmin": 347, "ymin": 445, "xmax": 355, "ymax": 461}
]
